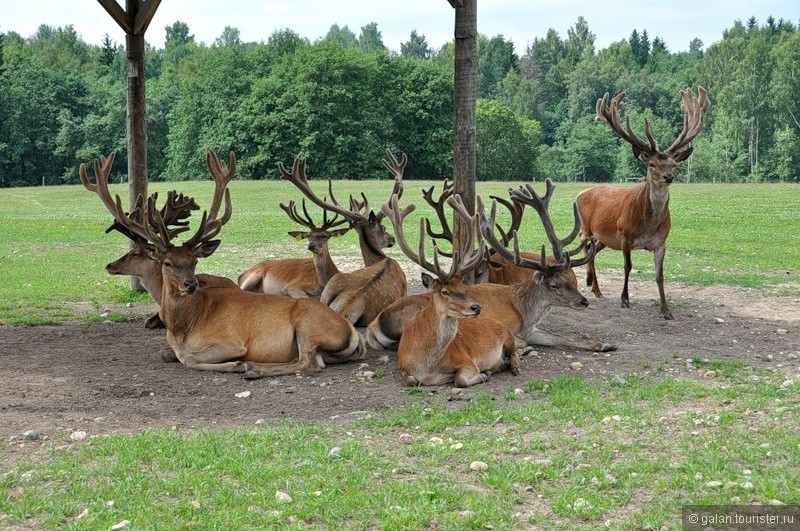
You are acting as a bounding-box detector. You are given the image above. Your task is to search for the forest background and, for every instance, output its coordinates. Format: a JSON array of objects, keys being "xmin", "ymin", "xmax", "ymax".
[{"xmin": 1, "ymin": 15, "xmax": 799, "ymax": 187}]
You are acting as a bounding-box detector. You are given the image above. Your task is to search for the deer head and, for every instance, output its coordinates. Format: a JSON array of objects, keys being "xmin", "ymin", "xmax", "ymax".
[
  {"xmin": 81, "ymin": 150, "xmax": 234, "ymax": 296},
  {"xmin": 281, "ymin": 198, "xmax": 350, "ymax": 255},
  {"xmin": 382, "ymin": 193, "xmax": 485, "ymax": 319},
  {"xmin": 596, "ymin": 86, "xmax": 710, "ymax": 187}
]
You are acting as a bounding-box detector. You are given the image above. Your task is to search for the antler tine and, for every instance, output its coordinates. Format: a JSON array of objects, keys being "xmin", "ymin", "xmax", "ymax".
[
  {"xmin": 478, "ymin": 196, "xmax": 546, "ymax": 272},
  {"xmin": 279, "ymin": 156, "xmax": 362, "ymax": 221},
  {"xmin": 421, "ymin": 180, "xmax": 454, "ymax": 241},
  {"xmin": 445, "ymin": 194, "xmax": 486, "ymax": 277},
  {"xmin": 381, "ymin": 194, "xmax": 434, "ymax": 272},
  {"xmin": 381, "ymin": 149, "xmax": 407, "ymax": 200},
  {"xmin": 184, "ymin": 188, "xmax": 232, "ymax": 248},
  {"xmin": 666, "ymin": 86, "xmax": 711, "ymax": 155},
  {"xmin": 80, "ymin": 153, "xmax": 120, "ymax": 217},
  {"xmin": 280, "ymin": 199, "xmax": 314, "ymax": 228},
  {"xmin": 205, "ymin": 150, "xmax": 236, "ymax": 220},
  {"xmin": 488, "ymin": 191, "xmax": 525, "ymax": 245},
  {"xmin": 597, "ymin": 91, "xmax": 656, "ymax": 155},
  {"xmin": 510, "ymin": 179, "xmax": 579, "ymax": 263},
  {"xmin": 160, "ymin": 190, "xmax": 199, "ymax": 235}
]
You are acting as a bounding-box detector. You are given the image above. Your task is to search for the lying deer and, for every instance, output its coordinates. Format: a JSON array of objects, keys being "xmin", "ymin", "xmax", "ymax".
[
  {"xmin": 82, "ymin": 154, "xmax": 238, "ymax": 333},
  {"xmin": 577, "ymin": 87, "xmax": 710, "ymax": 319},
  {"xmin": 237, "ymin": 199, "xmax": 350, "ymax": 298},
  {"xmin": 423, "ymin": 179, "xmax": 577, "ymax": 287},
  {"xmin": 382, "ymin": 193, "xmax": 520, "ymax": 387},
  {"xmin": 367, "ymin": 180, "xmax": 615, "ymax": 353},
  {"xmin": 280, "ymin": 150, "xmax": 407, "ymax": 325},
  {"xmin": 82, "ymin": 151, "xmax": 364, "ymax": 377}
]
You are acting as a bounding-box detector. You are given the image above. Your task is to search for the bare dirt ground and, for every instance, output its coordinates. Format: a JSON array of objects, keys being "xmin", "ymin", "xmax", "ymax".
[{"xmin": 1, "ymin": 275, "xmax": 798, "ymax": 453}]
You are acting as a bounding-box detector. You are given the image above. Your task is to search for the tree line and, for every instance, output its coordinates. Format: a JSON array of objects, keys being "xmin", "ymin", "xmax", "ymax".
[{"xmin": 0, "ymin": 15, "xmax": 798, "ymax": 187}]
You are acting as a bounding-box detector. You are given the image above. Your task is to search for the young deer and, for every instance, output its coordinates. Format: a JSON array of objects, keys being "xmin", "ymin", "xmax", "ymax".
[
  {"xmin": 577, "ymin": 87, "xmax": 710, "ymax": 319},
  {"xmin": 381, "ymin": 193, "xmax": 519, "ymax": 387},
  {"xmin": 237, "ymin": 199, "xmax": 350, "ymax": 298},
  {"xmin": 82, "ymin": 151, "xmax": 364, "ymax": 377},
  {"xmin": 280, "ymin": 150, "xmax": 407, "ymax": 325},
  {"xmin": 367, "ymin": 180, "xmax": 615, "ymax": 353}
]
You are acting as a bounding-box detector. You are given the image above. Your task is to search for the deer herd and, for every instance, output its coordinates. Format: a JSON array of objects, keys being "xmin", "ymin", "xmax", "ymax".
[{"xmin": 80, "ymin": 87, "xmax": 710, "ymax": 388}]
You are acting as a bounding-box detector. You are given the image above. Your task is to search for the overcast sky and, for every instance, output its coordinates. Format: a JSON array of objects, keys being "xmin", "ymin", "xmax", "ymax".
[{"xmin": 3, "ymin": 1, "xmax": 798, "ymax": 54}]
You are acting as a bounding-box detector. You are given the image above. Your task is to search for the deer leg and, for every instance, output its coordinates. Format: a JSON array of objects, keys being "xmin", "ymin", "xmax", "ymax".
[
  {"xmin": 654, "ymin": 245, "xmax": 673, "ymax": 320},
  {"xmin": 160, "ymin": 345, "xmax": 179, "ymax": 363},
  {"xmin": 621, "ymin": 242, "xmax": 632, "ymax": 308},
  {"xmin": 586, "ymin": 240, "xmax": 605, "ymax": 298},
  {"xmin": 243, "ymin": 333, "xmax": 325, "ymax": 379},
  {"xmin": 525, "ymin": 329, "xmax": 617, "ymax": 352},
  {"xmin": 180, "ymin": 345, "xmax": 248, "ymax": 373},
  {"xmin": 454, "ymin": 363, "xmax": 491, "ymax": 388}
]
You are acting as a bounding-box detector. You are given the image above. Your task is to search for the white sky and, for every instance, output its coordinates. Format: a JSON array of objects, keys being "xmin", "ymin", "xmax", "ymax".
[{"xmin": 2, "ymin": 1, "xmax": 798, "ymax": 54}]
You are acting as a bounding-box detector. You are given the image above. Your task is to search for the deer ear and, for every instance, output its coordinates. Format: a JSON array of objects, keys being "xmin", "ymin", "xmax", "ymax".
[
  {"xmin": 194, "ymin": 239, "xmax": 221, "ymax": 258},
  {"xmin": 330, "ymin": 228, "xmax": 350, "ymax": 238},
  {"xmin": 368, "ymin": 211, "xmax": 378, "ymax": 224},
  {"xmin": 673, "ymin": 147, "xmax": 693, "ymax": 163},
  {"xmin": 288, "ymin": 231, "xmax": 309, "ymax": 241},
  {"xmin": 632, "ymin": 145, "xmax": 648, "ymax": 163},
  {"xmin": 421, "ymin": 273, "xmax": 437, "ymax": 290}
]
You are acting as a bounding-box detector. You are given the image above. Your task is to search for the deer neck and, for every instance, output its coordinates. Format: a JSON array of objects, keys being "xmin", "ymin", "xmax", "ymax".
[
  {"xmin": 312, "ymin": 249, "xmax": 340, "ymax": 284},
  {"xmin": 643, "ymin": 180, "xmax": 671, "ymax": 222},
  {"xmin": 138, "ymin": 267, "xmax": 164, "ymax": 305},
  {"xmin": 512, "ymin": 274, "xmax": 554, "ymax": 326},
  {"xmin": 160, "ymin": 275, "xmax": 204, "ymax": 340},
  {"xmin": 415, "ymin": 296, "xmax": 459, "ymax": 363},
  {"xmin": 355, "ymin": 221, "xmax": 386, "ymax": 266}
]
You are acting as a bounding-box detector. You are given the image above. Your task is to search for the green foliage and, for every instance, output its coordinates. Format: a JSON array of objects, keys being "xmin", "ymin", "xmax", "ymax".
[
  {"xmin": 1, "ymin": 17, "xmax": 800, "ymax": 187},
  {"xmin": 476, "ymin": 99, "xmax": 542, "ymax": 180}
]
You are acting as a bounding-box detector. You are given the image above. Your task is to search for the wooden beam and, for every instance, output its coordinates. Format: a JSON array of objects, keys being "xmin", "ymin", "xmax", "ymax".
[
  {"xmin": 97, "ymin": 0, "xmax": 133, "ymax": 34},
  {"xmin": 134, "ymin": 0, "xmax": 162, "ymax": 34},
  {"xmin": 447, "ymin": 0, "xmax": 464, "ymax": 7}
]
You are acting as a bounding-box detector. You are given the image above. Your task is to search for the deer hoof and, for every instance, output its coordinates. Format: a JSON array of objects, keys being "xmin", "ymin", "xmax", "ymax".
[
  {"xmin": 242, "ymin": 370, "xmax": 260, "ymax": 380},
  {"xmin": 621, "ymin": 301, "xmax": 630, "ymax": 309},
  {"xmin": 511, "ymin": 367, "xmax": 521, "ymax": 376},
  {"xmin": 599, "ymin": 343, "xmax": 617, "ymax": 352},
  {"xmin": 663, "ymin": 312, "xmax": 675, "ymax": 320},
  {"xmin": 481, "ymin": 371, "xmax": 492, "ymax": 382}
]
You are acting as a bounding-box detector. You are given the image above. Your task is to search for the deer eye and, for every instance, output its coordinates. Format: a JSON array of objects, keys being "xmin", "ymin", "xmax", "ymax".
[
  {"xmin": 648, "ymin": 162, "xmax": 655, "ymax": 168},
  {"xmin": 163, "ymin": 260, "xmax": 173, "ymax": 268},
  {"xmin": 441, "ymin": 290, "xmax": 450, "ymax": 297}
]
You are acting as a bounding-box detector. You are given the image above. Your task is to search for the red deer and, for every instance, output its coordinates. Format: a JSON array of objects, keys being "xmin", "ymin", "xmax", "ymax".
[
  {"xmin": 86, "ymin": 157, "xmax": 239, "ymax": 331},
  {"xmin": 422, "ymin": 180, "xmax": 578, "ymax": 287},
  {"xmin": 367, "ymin": 180, "xmax": 615, "ymax": 353},
  {"xmin": 279, "ymin": 150, "xmax": 408, "ymax": 325},
  {"xmin": 577, "ymin": 87, "xmax": 710, "ymax": 319},
  {"xmin": 81, "ymin": 151, "xmax": 364, "ymax": 377},
  {"xmin": 237, "ymin": 199, "xmax": 350, "ymax": 298},
  {"xmin": 381, "ymin": 193, "xmax": 520, "ymax": 387}
]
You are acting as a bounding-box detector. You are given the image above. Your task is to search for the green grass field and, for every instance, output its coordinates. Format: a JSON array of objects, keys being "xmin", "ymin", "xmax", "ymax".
[
  {"xmin": 1, "ymin": 180, "xmax": 799, "ymax": 528},
  {"xmin": 1, "ymin": 180, "xmax": 798, "ymax": 324}
]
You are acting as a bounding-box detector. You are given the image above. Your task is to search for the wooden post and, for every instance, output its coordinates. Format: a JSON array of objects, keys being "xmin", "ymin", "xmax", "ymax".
[
  {"xmin": 449, "ymin": 0, "xmax": 477, "ymax": 283},
  {"xmin": 97, "ymin": 0, "xmax": 161, "ymax": 290}
]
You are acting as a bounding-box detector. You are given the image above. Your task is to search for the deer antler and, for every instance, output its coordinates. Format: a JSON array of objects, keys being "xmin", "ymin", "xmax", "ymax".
[
  {"xmin": 280, "ymin": 198, "xmax": 348, "ymax": 232},
  {"xmin": 183, "ymin": 151, "xmax": 235, "ymax": 249},
  {"xmin": 665, "ymin": 86, "xmax": 711, "ymax": 155},
  {"xmin": 421, "ymin": 179, "xmax": 454, "ymax": 242},
  {"xmin": 381, "ymin": 193, "xmax": 484, "ymax": 282},
  {"xmin": 279, "ymin": 156, "xmax": 369, "ymax": 223},
  {"xmin": 375, "ymin": 149, "xmax": 407, "ymax": 222},
  {"xmin": 479, "ymin": 180, "xmax": 595, "ymax": 274},
  {"xmin": 488, "ymin": 192, "xmax": 525, "ymax": 245},
  {"xmin": 596, "ymin": 91, "xmax": 658, "ymax": 156}
]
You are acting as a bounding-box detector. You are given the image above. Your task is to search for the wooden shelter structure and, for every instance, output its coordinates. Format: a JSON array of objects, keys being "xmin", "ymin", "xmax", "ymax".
[{"xmin": 97, "ymin": 0, "xmax": 162, "ymax": 289}]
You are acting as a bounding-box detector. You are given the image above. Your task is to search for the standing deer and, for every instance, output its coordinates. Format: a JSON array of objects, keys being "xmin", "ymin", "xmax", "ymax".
[
  {"xmin": 237, "ymin": 199, "xmax": 349, "ymax": 298},
  {"xmin": 81, "ymin": 152, "xmax": 364, "ymax": 377},
  {"xmin": 577, "ymin": 87, "xmax": 710, "ymax": 319},
  {"xmin": 381, "ymin": 193, "xmax": 519, "ymax": 387},
  {"xmin": 367, "ymin": 180, "xmax": 615, "ymax": 353},
  {"xmin": 280, "ymin": 150, "xmax": 408, "ymax": 325}
]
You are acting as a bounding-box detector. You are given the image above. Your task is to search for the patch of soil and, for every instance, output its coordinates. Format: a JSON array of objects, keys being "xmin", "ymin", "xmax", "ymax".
[{"xmin": 1, "ymin": 276, "xmax": 798, "ymax": 451}]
